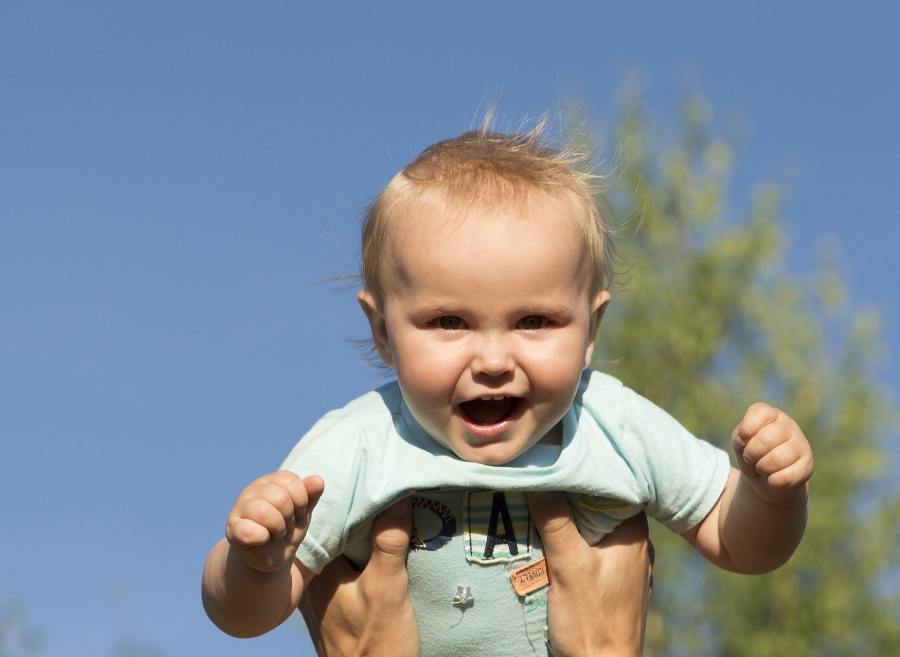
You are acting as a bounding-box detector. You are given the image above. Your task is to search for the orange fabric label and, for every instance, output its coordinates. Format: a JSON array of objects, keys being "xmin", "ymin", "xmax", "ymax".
[{"xmin": 509, "ymin": 557, "xmax": 549, "ymax": 596}]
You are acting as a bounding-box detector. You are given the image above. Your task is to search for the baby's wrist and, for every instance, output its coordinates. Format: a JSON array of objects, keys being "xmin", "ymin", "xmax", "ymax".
[
  {"xmin": 741, "ymin": 474, "xmax": 807, "ymax": 506},
  {"xmin": 230, "ymin": 546, "xmax": 294, "ymax": 578}
]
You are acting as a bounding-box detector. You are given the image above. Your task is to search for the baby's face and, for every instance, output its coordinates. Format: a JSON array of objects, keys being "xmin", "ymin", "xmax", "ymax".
[{"xmin": 359, "ymin": 196, "xmax": 609, "ymax": 465}]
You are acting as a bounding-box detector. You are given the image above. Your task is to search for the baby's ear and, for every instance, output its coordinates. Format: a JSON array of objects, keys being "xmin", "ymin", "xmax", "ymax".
[
  {"xmin": 583, "ymin": 290, "xmax": 612, "ymax": 368},
  {"xmin": 357, "ymin": 290, "xmax": 395, "ymax": 368}
]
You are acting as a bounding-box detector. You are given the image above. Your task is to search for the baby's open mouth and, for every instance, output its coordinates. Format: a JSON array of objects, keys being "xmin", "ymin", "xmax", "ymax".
[{"xmin": 459, "ymin": 396, "xmax": 522, "ymax": 426}]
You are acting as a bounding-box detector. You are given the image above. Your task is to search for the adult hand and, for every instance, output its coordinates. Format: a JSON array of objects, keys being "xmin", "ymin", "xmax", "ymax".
[
  {"xmin": 299, "ymin": 498, "xmax": 420, "ymax": 657},
  {"xmin": 301, "ymin": 493, "xmax": 652, "ymax": 657},
  {"xmin": 526, "ymin": 492, "xmax": 653, "ymax": 657}
]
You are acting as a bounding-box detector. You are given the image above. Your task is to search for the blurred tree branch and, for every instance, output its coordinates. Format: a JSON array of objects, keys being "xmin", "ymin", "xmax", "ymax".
[{"xmin": 583, "ymin": 87, "xmax": 900, "ymax": 656}]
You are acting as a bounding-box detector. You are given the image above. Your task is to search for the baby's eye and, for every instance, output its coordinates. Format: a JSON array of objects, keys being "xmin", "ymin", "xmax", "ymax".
[
  {"xmin": 437, "ymin": 316, "xmax": 463, "ymax": 331},
  {"xmin": 519, "ymin": 315, "xmax": 547, "ymax": 331}
]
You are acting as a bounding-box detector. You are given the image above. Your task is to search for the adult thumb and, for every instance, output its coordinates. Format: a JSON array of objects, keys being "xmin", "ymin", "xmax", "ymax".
[
  {"xmin": 525, "ymin": 491, "xmax": 583, "ymax": 560},
  {"xmin": 368, "ymin": 497, "xmax": 413, "ymax": 579}
]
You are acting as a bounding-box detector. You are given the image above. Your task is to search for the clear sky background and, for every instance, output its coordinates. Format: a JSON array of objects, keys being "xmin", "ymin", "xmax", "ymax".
[{"xmin": 1, "ymin": 3, "xmax": 897, "ymax": 656}]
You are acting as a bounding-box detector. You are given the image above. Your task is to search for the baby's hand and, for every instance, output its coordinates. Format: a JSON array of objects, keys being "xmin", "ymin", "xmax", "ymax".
[
  {"xmin": 732, "ymin": 403, "xmax": 814, "ymax": 504},
  {"xmin": 225, "ymin": 471, "xmax": 325, "ymax": 574}
]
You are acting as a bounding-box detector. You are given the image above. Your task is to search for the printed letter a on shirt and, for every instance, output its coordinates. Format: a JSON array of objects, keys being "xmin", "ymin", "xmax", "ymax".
[
  {"xmin": 464, "ymin": 491, "xmax": 531, "ymax": 563},
  {"xmin": 484, "ymin": 492, "xmax": 518, "ymax": 558}
]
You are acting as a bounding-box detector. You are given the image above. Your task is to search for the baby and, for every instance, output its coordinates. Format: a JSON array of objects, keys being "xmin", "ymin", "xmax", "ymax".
[{"xmin": 202, "ymin": 126, "xmax": 813, "ymax": 655}]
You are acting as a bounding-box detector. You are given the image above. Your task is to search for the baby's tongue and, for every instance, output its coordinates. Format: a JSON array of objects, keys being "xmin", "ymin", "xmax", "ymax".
[{"xmin": 460, "ymin": 398, "xmax": 517, "ymax": 426}]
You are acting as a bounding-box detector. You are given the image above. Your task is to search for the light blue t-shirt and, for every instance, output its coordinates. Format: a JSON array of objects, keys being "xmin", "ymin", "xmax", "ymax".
[{"xmin": 281, "ymin": 369, "xmax": 730, "ymax": 656}]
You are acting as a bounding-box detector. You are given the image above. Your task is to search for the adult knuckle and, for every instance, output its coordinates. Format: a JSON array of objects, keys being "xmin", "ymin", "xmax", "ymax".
[{"xmin": 374, "ymin": 530, "xmax": 409, "ymax": 555}]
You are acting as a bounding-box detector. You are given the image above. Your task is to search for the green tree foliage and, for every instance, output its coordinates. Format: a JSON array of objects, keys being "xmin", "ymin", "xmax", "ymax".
[{"xmin": 588, "ymin": 94, "xmax": 900, "ymax": 656}]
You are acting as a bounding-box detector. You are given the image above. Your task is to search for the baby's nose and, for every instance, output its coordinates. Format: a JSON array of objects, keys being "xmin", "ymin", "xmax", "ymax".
[{"xmin": 471, "ymin": 334, "xmax": 514, "ymax": 376}]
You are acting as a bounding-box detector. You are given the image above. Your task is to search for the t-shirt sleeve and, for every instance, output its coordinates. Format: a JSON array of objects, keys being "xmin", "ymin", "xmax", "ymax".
[
  {"xmin": 279, "ymin": 414, "xmax": 369, "ymax": 574},
  {"xmin": 620, "ymin": 389, "xmax": 732, "ymax": 535}
]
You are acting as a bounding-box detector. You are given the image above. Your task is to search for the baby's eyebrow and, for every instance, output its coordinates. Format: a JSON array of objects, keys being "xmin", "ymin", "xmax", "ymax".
[
  {"xmin": 409, "ymin": 302, "xmax": 576, "ymax": 321},
  {"xmin": 409, "ymin": 303, "xmax": 463, "ymax": 318},
  {"xmin": 514, "ymin": 303, "xmax": 575, "ymax": 319}
]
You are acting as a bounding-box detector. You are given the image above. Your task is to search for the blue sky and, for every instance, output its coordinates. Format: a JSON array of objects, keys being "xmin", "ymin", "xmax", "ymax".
[{"xmin": 1, "ymin": 3, "xmax": 897, "ymax": 656}]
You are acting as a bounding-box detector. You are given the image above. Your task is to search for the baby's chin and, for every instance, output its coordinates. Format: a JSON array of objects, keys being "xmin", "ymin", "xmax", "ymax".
[{"xmin": 445, "ymin": 433, "xmax": 549, "ymax": 466}]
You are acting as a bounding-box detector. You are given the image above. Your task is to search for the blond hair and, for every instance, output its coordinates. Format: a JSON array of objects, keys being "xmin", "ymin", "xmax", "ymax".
[{"xmin": 360, "ymin": 122, "xmax": 615, "ymax": 303}]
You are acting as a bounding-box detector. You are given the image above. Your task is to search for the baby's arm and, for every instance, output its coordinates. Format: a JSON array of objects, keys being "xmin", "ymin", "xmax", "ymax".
[
  {"xmin": 202, "ymin": 471, "xmax": 324, "ymax": 637},
  {"xmin": 681, "ymin": 403, "xmax": 813, "ymax": 574}
]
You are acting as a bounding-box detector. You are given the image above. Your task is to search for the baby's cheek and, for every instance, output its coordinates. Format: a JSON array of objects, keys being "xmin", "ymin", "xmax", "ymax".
[
  {"xmin": 529, "ymin": 343, "xmax": 586, "ymax": 384},
  {"xmin": 396, "ymin": 366, "xmax": 455, "ymax": 422},
  {"xmin": 398, "ymin": 350, "xmax": 462, "ymax": 393}
]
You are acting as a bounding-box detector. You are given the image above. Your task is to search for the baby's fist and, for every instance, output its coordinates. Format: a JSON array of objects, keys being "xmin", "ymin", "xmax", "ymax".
[
  {"xmin": 732, "ymin": 403, "xmax": 813, "ymax": 504},
  {"xmin": 225, "ymin": 471, "xmax": 324, "ymax": 574}
]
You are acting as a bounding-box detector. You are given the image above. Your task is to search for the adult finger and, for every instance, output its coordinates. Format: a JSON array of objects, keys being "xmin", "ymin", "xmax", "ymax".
[
  {"xmin": 301, "ymin": 554, "xmax": 359, "ymax": 624},
  {"xmin": 596, "ymin": 512, "xmax": 654, "ymax": 589},
  {"xmin": 599, "ymin": 512, "xmax": 649, "ymax": 549}
]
